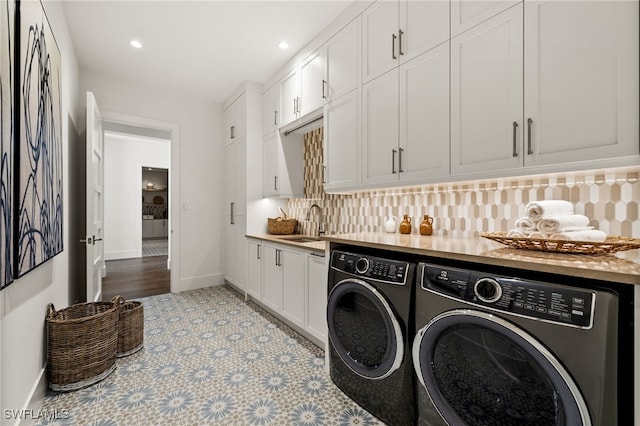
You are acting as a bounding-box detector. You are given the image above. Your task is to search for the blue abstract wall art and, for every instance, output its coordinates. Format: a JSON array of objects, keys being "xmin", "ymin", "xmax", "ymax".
[
  {"xmin": 14, "ymin": 0, "xmax": 62, "ymax": 277},
  {"xmin": 0, "ymin": 0, "xmax": 15, "ymax": 288}
]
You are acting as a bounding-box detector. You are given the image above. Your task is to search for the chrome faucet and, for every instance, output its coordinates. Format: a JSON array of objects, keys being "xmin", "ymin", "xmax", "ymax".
[{"xmin": 305, "ymin": 203, "xmax": 325, "ymax": 236}]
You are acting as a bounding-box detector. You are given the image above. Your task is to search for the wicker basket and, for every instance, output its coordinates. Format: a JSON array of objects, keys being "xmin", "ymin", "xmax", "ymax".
[
  {"xmin": 46, "ymin": 301, "xmax": 118, "ymax": 391},
  {"xmin": 111, "ymin": 295, "xmax": 144, "ymax": 357},
  {"xmin": 267, "ymin": 217, "xmax": 297, "ymax": 235}
]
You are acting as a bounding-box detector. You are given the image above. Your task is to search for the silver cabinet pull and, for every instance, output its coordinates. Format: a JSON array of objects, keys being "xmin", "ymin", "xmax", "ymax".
[
  {"xmin": 275, "ymin": 249, "xmax": 282, "ymax": 266},
  {"xmin": 257, "ymin": 244, "xmax": 261, "ymax": 260},
  {"xmin": 322, "ymin": 165, "xmax": 326, "ymax": 184},
  {"xmin": 274, "ymin": 175, "xmax": 278, "ymax": 191},
  {"xmin": 274, "ymin": 110, "xmax": 278, "ymax": 126},
  {"xmin": 527, "ymin": 118, "xmax": 533, "ymax": 154},
  {"xmin": 309, "ymin": 252, "xmax": 325, "ymax": 258},
  {"xmin": 392, "ymin": 149, "xmax": 397, "ymax": 174},
  {"xmin": 230, "ymin": 125, "xmax": 235, "ymax": 139},
  {"xmin": 230, "ymin": 202, "xmax": 235, "ymax": 224},
  {"xmin": 398, "ymin": 147, "xmax": 404, "ymax": 173},
  {"xmin": 293, "ymin": 98, "xmax": 297, "ymax": 115},
  {"xmin": 398, "ymin": 29, "xmax": 404, "ymax": 55},
  {"xmin": 392, "ymin": 33, "xmax": 397, "ymax": 59},
  {"xmin": 512, "ymin": 121, "xmax": 519, "ymax": 157},
  {"xmin": 322, "ymin": 80, "xmax": 327, "ymax": 99}
]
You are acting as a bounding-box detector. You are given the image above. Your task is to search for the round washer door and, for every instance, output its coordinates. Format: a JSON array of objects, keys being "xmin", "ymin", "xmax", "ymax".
[
  {"xmin": 413, "ymin": 309, "xmax": 591, "ymax": 426},
  {"xmin": 327, "ymin": 278, "xmax": 404, "ymax": 380}
]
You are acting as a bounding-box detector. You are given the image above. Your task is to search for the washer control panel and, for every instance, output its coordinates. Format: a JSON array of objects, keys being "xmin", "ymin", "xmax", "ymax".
[
  {"xmin": 420, "ymin": 263, "xmax": 595, "ymax": 328},
  {"xmin": 331, "ymin": 251, "xmax": 409, "ymax": 285}
]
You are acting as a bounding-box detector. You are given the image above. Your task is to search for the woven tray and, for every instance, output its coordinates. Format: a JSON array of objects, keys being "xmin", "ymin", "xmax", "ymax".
[
  {"xmin": 481, "ymin": 232, "xmax": 640, "ymax": 255},
  {"xmin": 46, "ymin": 301, "xmax": 118, "ymax": 391},
  {"xmin": 267, "ymin": 217, "xmax": 297, "ymax": 235},
  {"xmin": 111, "ymin": 295, "xmax": 144, "ymax": 357}
]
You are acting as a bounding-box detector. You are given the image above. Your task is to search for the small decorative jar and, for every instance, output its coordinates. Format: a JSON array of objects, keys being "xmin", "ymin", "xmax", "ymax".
[
  {"xmin": 420, "ymin": 215, "xmax": 434, "ymax": 236},
  {"xmin": 399, "ymin": 214, "xmax": 412, "ymax": 234}
]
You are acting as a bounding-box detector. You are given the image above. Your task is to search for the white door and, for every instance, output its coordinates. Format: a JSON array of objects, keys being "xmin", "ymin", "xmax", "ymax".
[
  {"xmin": 399, "ymin": 43, "xmax": 450, "ymax": 183},
  {"xmin": 247, "ymin": 241, "xmax": 263, "ymax": 300},
  {"xmin": 262, "ymin": 84, "xmax": 280, "ymax": 135},
  {"xmin": 325, "ymin": 17, "xmax": 360, "ymax": 100},
  {"xmin": 306, "ymin": 253, "xmax": 328, "ymax": 343},
  {"xmin": 362, "ymin": 0, "xmax": 399, "ymax": 83},
  {"xmin": 281, "ymin": 248, "xmax": 305, "ymax": 328},
  {"xmin": 86, "ymin": 92, "xmax": 104, "ymax": 302},
  {"xmin": 280, "ymin": 70, "xmax": 300, "ymax": 126},
  {"xmin": 451, "ymin": 0, "xmax": 520, "ymax": 38},
  {"xmin": 399, "ymin": 0, "xmax": 450, "ymax": 63},
  {"xmin": 362, "ymin": 70, "xmax": 399, "ymax": 186},
  {"xmin": 299, "ymin": 50, "xmax": 325, "ymax": 116},
  {"xmin": 262, "ymin": 245, "xmax": 283, "ymax": 311},
  {"xmin": 262, "ymin": 132, "xmax": 279, "ymax": 197},
  {"xmin": 450, "ymin": 5, "xmax": 523, "ymax": 176},
  {"xmin": 324, "ymin": 89, "xmax": 360, "ymax": 191}
]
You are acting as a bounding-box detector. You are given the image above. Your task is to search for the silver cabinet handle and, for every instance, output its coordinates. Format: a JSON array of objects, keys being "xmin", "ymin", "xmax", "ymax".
[
  {"xmin": 398, "ymin": 29, "xmax": 404, "ymax": 55},
  {"xmin": 309, "ymin": 252, "xmax": 325, "ymax": 258},
  {"xmin": 392, "ymin": 149, "xmax": 397, "ymax": 174},
  {"xmin": 274, "ymin": 175, "xmax": 278, "ymax": 191},
  {"xmin": 230, "ymin": 125, "xmax": 235, "ymax": 139},
  {"xmin": 398, "ymin": 147, "xmax": 404, "ymax": 173},
  {"xmin": 274, "ymin": 110, "xmax": 278, "ymax": 126},
  {"xmin": 322, "ymin": 165, "xmax": 326, "ymax": 184},
  {"xmin": 527, "ymin": 118, "xmax": 533, "ymax": 154},
  {"xmin": 392, "ymin": 33, "xmax": 397, "ymax": 59},
  {"xmin": 512, "ymin": 121, "xmax": 519, "ymax": 157},
  {"xmin": 293, "ymin": 98, "xmax": 297, "ymax": 115},
  {"xmin": 322, "ymin": 80, "xmax": 327, "ymax": 99},
  {"xmin": 275, "ymin": 249, "xmax": 282, "ymax": 266},
  {"xmin": 230, "ymin": 202, "xmax": 235, "ymax": 224},
  {"xmin": 257, "ymin": 244, "xmax": 261, "ymax": 260}
]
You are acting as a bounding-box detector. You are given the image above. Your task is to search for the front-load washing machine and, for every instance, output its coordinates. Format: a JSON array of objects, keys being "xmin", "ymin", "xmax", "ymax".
[
  {"xmin": 413, "ymin": 262, "xmax": 621, "ymax": 426},
  {"xmin": 327, "ymin": 249, "xmax": 416, "ymax": 426}
]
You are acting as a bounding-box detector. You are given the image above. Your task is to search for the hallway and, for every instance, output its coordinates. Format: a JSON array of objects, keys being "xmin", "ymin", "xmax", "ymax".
[{"xmin": 102, "ymin": 255, "xmax": 170, "ymax": 301}]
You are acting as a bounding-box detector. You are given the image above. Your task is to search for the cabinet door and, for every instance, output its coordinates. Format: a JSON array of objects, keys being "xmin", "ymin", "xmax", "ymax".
[
  {"xmin": 281, "ymin": 248, "xmax": 305, "ymax": 328},
  {"xmin": 247, "ymin": 241, "xmax": 263, "ymax": 300},
  {"xmin": 399, "ymin": 43, "xmax": 450, "ymax": 183},
  {"xmin": 262, "ymin": 245, "xmax": 283, "ymax": 311},
  {"xmin": 325, "ymin": 17, "xmax": 360, "ymax": 100},
  {"xmin": 224, "ymin": 221, "xmax": 235, "ymax": 283},
  {"xmin": 451, "ymin": 0, "xmax": 520, "ymax": 38},
  {"xmin": 524, "ymin": 0, "xmax": 639, "ymax": 167},
  {"xmin": 262, "ymin": 132, "xmax": 279, "ymax": 197},
  {"xmin": 362, "ymin": 0, "xmax": 399, "ymax": 83},
  {"xmin": 224, "ymin": 143, "xmax": 235, "ymax": 207},
  {"xmin": 162, "ymin": 220, "xmax": 168, "ymax": 238},
  {"xmin": 399, "ymin": 0, "xmax": 449, "ymax": 63},
  {"xmin": 223, "ymin": 104, "xmax": 236, "ymax": 145},
  {"xmin": 324, "ymin": 89, "xmax": 360, "ymax": 191},
  {"xmin": 280, "ymin": 70, "xmax": 300, "ymax": 126},
  {"xmin": 451, "ymin": 5, "xmax": 523, "ymax": 176},
  {"xmin": 142, "ymin": 220, "xmax": 152, "ymax": 239},
  {"xmin": 233, "ymin": 95, "xmax": 246, "ymax": 141},
  {"xmin": 299, "ymin": 50, "xmax": 325, "ymax": 116},
  {"xmin": 234, "ymin": 138, "xmax": 246, "ymax": 214},
  {"xmin": 234, "ymin": 217, "xmax": 247, "ymax": 292},
  {"xmin": 362, "ymin": 70, "xmax": 399, "ymax": 186},
  {"xmin": 306, "ymin": 253, "xmax": 327, "ymax": 343},
  {"xmin": 262, "ymin": 84, "xmax": 280, "ymax": 136}
]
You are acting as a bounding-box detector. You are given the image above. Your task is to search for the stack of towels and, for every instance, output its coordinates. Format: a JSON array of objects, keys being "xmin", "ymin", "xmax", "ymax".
[{"xmin": 507, "ymin": 200, "xmax": 607, "ymax": 242}]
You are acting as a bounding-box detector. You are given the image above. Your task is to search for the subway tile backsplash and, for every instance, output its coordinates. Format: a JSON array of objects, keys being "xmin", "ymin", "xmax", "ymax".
[{"xmin": 286, "ymin": 129, "xmax": 640, "ymax": 238}]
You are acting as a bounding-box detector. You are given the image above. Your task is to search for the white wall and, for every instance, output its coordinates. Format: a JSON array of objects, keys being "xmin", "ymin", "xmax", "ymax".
[
  {"xmin": 0, "ymin": 1, "xmax": 82, "ymax": 424},
  {"xmin": 104, "ymin": 132, "xmax": 170, "ymax": 260},
  {"xmin": 80, "ymin": 69, "xmax": 224, "ymax": 292}
]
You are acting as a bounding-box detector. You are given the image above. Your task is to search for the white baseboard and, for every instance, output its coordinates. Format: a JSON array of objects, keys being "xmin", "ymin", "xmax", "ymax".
[
  {"xmin": 104, "ymin": 250, "xmax": 138, "ymax": 261},
  {"xmin": 10, "ymin": 366, "xmax": 47, "ymax": 426},
  {"xmin": 178, "ymin": 273, "xmax": 223, "ymax": 292}
]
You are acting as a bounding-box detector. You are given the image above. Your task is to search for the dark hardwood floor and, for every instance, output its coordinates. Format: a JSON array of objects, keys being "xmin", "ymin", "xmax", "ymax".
[{"xmin": 102, "ymin": 255, "xmax": 170, "ymax": 301}]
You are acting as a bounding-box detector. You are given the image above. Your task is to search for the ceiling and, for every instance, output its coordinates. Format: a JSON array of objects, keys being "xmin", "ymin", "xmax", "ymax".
[{"xmin": 62, "ymin": 1, "xmax": 354, "ymax": 104}]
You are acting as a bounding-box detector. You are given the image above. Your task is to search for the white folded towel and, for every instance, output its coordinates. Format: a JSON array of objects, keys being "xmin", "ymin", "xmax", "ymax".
[
  {"xmin": 514, "ymin": 217, "xmax": 537, "ymax": 232},
  {"xmin": 549, "ymin": 229, "xmax": 607, "ymax": 242},
  {"xmin": 507, "ymin": 229, "xmax": 529, "ymax": 238},
  {"xmin": 528, "ymin": 231, "xmax": 547, "ymax": 239},
  {"xmin": 526, "ymin": 200, "xmax": 574, "ymax": 220},
  {"xmin": 536, "ymin": 215, "xmax": 590, "ymax": 233}
]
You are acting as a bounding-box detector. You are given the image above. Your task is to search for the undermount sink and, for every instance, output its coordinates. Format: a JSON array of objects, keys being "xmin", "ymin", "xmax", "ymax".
[{"xmin": 280, "ymin": 235, "xmax": 322, "ymax": 243}]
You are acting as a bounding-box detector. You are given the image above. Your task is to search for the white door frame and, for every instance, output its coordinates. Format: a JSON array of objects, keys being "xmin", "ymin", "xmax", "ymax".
[{"xmin": 100, "ymin": 110, "xmax": 181, "ymax": 293}]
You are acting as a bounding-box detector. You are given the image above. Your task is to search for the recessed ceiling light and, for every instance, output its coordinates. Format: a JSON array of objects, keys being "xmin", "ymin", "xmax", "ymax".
[
  {"xmin": 130, "ymin": 40, "xmax": 142, "ymax": 49},
  {"xmin": 278, "ymin": 41, "xmax": 289, "ymax": 50}
]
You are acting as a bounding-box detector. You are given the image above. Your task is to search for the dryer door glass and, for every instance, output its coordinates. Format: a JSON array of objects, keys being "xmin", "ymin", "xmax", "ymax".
[
  {"xmin": 414, "ymin": 310, "xmax": 589, "ymax": 426},
  {"xmin": 327, "ymin": 279, "xmax": 404, "ymax": 379}
]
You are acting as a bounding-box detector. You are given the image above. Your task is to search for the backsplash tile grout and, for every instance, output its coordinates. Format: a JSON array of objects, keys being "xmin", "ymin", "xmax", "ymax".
[{"xmin": 287, "ymin": 128, "xmax": 639, "ymax": 238}]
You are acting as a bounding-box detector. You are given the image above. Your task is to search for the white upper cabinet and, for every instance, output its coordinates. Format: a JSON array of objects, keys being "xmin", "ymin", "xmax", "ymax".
[
  {"xmin": 523, "ymin": 0, "xmax": 639, "ymax": 167},
  {"xmin": 262, "ymin": 84, "xmax": 279, "ymax": 136},
  {"xmin": 262, "ymin": 131, "xmax": 304, "ymax": 198},
  {"xmin": 451, "ymin": 0, "xmax": 520, "ymax": 37},
  {"xmin": 299, "ymin": 50, "xmax": 326, "ymax": 117},
  {"xmin": 280, "ymin": 69, "xmax": 300, "ymax": 126},
  {"xmin": 398, "ymin": 43, "xmax": 450, "ymax": 183},
  {"xmin": 363, "ymin": 0, "xmax": 450, "ymax": 83},
  {"xmin": 325, "ymin": 17, "xmax": 360, "ymax": 101},
  {"xmin": 451, "ymin": 4, "xmax": 524, "ymax": 176},
  {"xmin": 324, "ymin": 89, "xmax": 360, "ymax": 191},
  {"xmin": 223, "ymin": 94, "xmax": 246, "ymax": 145}
]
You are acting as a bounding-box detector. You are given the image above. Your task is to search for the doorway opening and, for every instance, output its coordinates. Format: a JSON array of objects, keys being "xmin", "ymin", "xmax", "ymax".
[{"xmin": 142, "ymin": 166, "xmax": 169, "ymax": 257}]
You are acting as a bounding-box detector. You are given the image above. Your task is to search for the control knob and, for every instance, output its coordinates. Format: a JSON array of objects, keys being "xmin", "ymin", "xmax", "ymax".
[
  {"xmin": 474, "ymin": 278, "xmax": 502, "ymax": 303},
  {"xmin": 355, "ymin": 257, "xmax": 370, "ymax": 274}
]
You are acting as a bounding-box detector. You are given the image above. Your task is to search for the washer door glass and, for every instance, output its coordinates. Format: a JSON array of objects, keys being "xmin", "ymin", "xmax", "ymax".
[
  {"xmin": 327, "ymin": 279, "xmax": 403, "ymax": 379},
  {"xmin": 413, "ymin": 310, "xmax": 589, "ymax": 426}
]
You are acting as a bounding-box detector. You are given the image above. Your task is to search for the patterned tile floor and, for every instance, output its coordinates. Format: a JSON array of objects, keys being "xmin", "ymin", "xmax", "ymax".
[
  {"xmin": 36, "ymin": 286, "xmax": 383, "ymax": 425},
  {"xmin": 142, "ymin": 239, "xmax": 168, "ymax": 257}
]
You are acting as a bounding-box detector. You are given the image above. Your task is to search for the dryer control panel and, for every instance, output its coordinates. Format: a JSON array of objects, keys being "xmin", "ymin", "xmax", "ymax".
[
  {"xmin": 331, "ymin": 251, "xmax": 410, "ymax": 285},
  {"xmin": 420, "ymin": 263, "xmax": 595, "ymax": 328}
]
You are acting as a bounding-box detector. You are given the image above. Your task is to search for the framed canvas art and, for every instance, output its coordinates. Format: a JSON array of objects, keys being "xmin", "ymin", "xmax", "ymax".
[
  {"xmin": 0, "ymin": 0, "xmax": 15, "ymax": 288},
  {"xmin": 15, "ymin": 0, "xmax": 63, "ymax": 277}
]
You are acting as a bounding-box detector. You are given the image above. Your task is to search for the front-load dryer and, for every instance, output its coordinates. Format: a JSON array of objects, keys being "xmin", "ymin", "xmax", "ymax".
[
  {"xmin": 327, "ymin": 249, "xmax": 416, "ymax": 426},
  {"xmin": 413, "ymin": 262, "xmax": 620, "ymax": 426}
]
